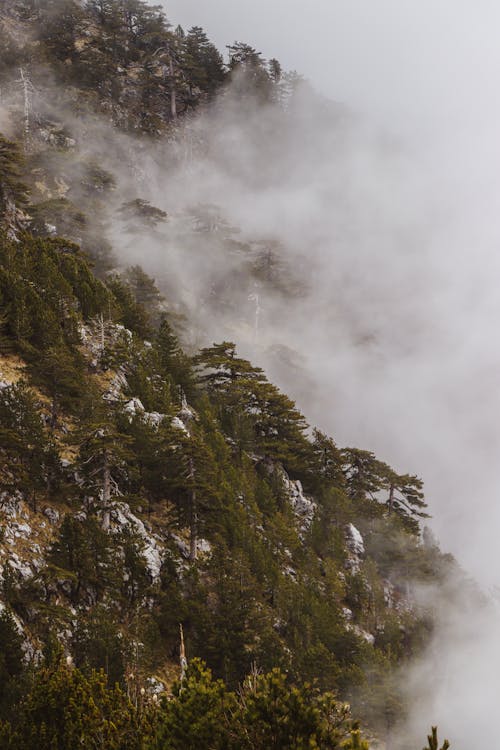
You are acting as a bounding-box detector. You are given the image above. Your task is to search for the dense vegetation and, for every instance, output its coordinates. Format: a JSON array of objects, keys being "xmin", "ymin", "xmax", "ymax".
[{"xmin": 0, "ymin": 1, "xmax": 456, "ymax": 747}]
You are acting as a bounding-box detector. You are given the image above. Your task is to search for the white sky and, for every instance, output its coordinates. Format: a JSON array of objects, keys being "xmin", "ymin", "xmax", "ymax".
[{"xmin": 164, "ymin": 0, "xmax": 500, "ymax": 138}]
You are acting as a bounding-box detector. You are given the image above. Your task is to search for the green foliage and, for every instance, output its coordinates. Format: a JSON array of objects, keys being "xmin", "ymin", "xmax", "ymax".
[
  {"xmin": 0, "ymin": 381, "xmax": 55, "ymax": 500},
  {"xmin": 227, "ymin": 42, "xmax": 274, "ymax": 102},
  {"xmin": 342, "ymin": 728, "xmax": 370, "ymax": 749},
  {"xmin": 181, "ymin": 26, "xmax": 226, "ymax": 99},
  {"xmin": 72, "ymin": 607, "xmax": 128, "ymax": 686},
  {"xmin": 106, "ymin": 274, "xmax": 152, "ymax": 338},
  {"xmin": 0, "ymin": 232, "xmax": 111, "ymax": 355},
  {"xmin": 155, "ymin": 317, "xmax": 195, "ymax": 399},
  {"xmin": 342, "ymin": 447, "xmax": 429, "ymax": 532},
  {"xmin": 48, "ymin": 514, "xmax": 115, "ymax": 603},
  {"xmin": 0, "ymin": 609, "xmax": 25, "ymax": 718},
  {"xmin": 234, "ymin": 667, "xmax": 349, "ymax": 749},
  {"xmin": 0, "ymin": 20, "xmax": 457, "ymax": 743},
  {"xmin": 0, "ymin": 135, "xmax": 28, "ymax": 215},
  {"xmin": 154, "ymin": 658, "xmax": 235, "ymax": 749},
  {"xmin": 32, "ymin": 0, "xmax": 227, "ymax": 132},
  {"xmin": 4, "ymin": 658, "xmax": 143, "ymax": 749},
  {"xmin": 194, "ymin": 341, "xmax": 311, "ymax": 472},
  {"xmin": 119, "ymin": 199, "xmax": 167, "ymax": 229}
]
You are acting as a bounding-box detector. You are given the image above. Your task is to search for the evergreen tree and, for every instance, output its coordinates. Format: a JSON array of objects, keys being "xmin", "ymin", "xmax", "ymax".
[
  {"xmin": 153, "ymin": 658, "xmax": 234, "ymax": 750},
  {"xmin": 182, "ymin": 26, "xmax": 226, "ymax": 100},
  {"xmin": 155, "ymin": 317, "xmax": 194, "ymax": 398},
  {"xmin": 77, "ymin": 406, "xmax": 135, "ymax": 530},
  {"xmin": 235, "ymin": 667, "xmax": 348, "ymax": 749},
  {"xmin": 341, "ymin": 448, "xmax": 428, "ymax": 532},
  {"xmin": 163, "ymin": 424, "xmax": 220, "ymax": 560},
  {"xmin": 119, "ymin": 199, "xmax": 167, "ymax": 230},
  {"xmin": 123, "ymin": 265, "xmax": 164, "ymax": 326},
  {"xmin": 0, "ymin": 609, "xmax": 25, "ymax": 719},
  {"xmin": 0, "ymin": 382, "xmax": 55, "ymax": 504},
  {"xmin": 48, "ymin": 514, "xmax": 116, "ymax": 602},
  {"xmin": 8, "ymin": 658, "xmax": 144, "ymax": 749},
  {"xmin": 35, "ymin": 345, "xmax": 87, "ymax": 422},
  {"xmin": 106, "ymin": 275, "xmax": 152, "ymax": 338},
  {"xmin": 227, "ymin": 42, "xmax": 272, "ymax": 101},
  {"xmin": 0, "ymin": 135, "xmax": 28, "ymax": 217},
  {"xmin": 310, "ymin": 429, "xmax": 346, "ymax": 491}
]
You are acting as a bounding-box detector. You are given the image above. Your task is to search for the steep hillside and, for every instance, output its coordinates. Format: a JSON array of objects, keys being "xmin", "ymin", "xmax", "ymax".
[{"xmin": 0, "ymin": 2, "xmax": 462, "ymax": 748}]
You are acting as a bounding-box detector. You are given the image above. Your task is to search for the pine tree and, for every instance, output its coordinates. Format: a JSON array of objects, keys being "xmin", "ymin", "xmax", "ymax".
[
  {"xmin": 77, "ymin": 407, "xmax": 134, "ymax": 530},
  {"xmin": 155, "ymin": 317, "xmax": 194, "ymax": 398},
  {"xmin": 48, "ymin": 514, "xmax": 115, "ymax": 602},
  {"xmin": 341, "ymin": 448, "xmax": 428, "ymax": 532},
  {"xmin": 385, "ymin": 471, "xmax": 429, "ymax": 531},
  {"xmin": 163, "ymin": 424, "xmax": 220, "ymax": 561},
  {"xmin": 0, "ymin": 381, "xmax": 55, "ymax": 505},
  {"xmin": 235, "ymin": 667, "xmax": 348, "ymax": 749},
  {"xmin": 0, "ymin": 135, "xmax": 28, "ymax": 217},
  {"xmin": 119, "ymin": 200, "xmax": 167, "ymax": 230},
  {"xmin": 181, "ymin": 26, "xmax": 225, "ymax": 100},
  {"xmin": 227, "ymin": 42, "xmax": 272, "ymax": 101},
  {"xmin": 153, "ymin": 658, "xmax": 234, "ymax": 750},
  {"xmin": 9, "ymin": 658, "xmax": 144, "ymax": 749},
  {"xmin": 106, "ymin": 275, "xmax": 152, "ymax": 338},
  {"xmin": 0, "ymin": 609, "xmax": 25, "ymax": 719},
  {"xmin": 35, "ymin": 345, "xmax": 87, "ymax": 423},
  {"xmin": 310, "ymin": 429, "xmax": 346, "ymax": 490}
]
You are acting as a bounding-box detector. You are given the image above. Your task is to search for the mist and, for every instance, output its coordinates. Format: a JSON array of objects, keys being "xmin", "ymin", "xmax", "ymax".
[
  {"xmin": 4, "ymin": 1, "xmax": 500, "ymax": 743},
  {"xmin": 104, "ymin": 5, "xmax": 500, "ymax": 745},
  {"xmin": 159, "ymin": 0, "xmax": 500, "ymax": 584}
]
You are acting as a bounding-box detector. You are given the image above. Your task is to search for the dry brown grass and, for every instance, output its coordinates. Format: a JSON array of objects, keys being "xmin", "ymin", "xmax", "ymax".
[{"xmin": 0, "ymin": 353, "xmax": 26, "ymax": 384}]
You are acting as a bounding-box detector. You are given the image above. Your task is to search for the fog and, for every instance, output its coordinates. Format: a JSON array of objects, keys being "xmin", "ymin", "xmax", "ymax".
[
  {"xmin": 149, "ymin": 4, "xmax": 500, "ymax": 746},
  {"xmin": 5, "ymin": 1, "xmax": 500, "ymax": 744},
  {"xmin": 166, "ymin": 0, "xmax": 500, "ymax": 137},
  {"xmin": 157, "ymin": 0, "xmax": 500, "ymax": 585}
]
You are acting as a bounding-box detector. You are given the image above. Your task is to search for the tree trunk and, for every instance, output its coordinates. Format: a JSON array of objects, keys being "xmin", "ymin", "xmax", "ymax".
[
  {"xmin": 169, "ymin": 56, "xmax": 177, "ymax": 120},
  {"xmin": 102, "ymin": 450, "xmax": 111, "ymax": 532},
  {"xmin": 387, "ymin": 483, "xmax": 395, "ymax": 514},
  {"xmin": 49, "ymin": 397, "xmax": 58, "ymax": 431},
  {"xmin": 189, "ymin": 492, "xmax": 197, "ymax": 562},
  {"xmin": 188, "ymin": 457, "xmax": 197, "ymax": 561}
]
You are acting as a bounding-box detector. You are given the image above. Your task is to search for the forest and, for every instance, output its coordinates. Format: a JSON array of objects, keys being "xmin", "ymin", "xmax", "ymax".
[{"xmin": 0, "ymin": 0, "xmax": 459, "ymax": 747}]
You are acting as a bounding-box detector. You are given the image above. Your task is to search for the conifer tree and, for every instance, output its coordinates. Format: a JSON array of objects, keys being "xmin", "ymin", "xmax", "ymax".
[
  {"xmin": 77, "ymin": 407, "xmax": 134, "ymax": 530},
  {"xmin": 153, "ymin": 658, "xmax": 234, "ymax": 749},
  {"xmin": 49, "ymin": 514, "xmax": 115, "ymax": 602},
  {"xmin": 155, "ymin": 317, "xmax": 194, "ymax": 398},
  {"xmin": 310, "ymin": 429, "xmax": 346, "ymax": 490},
  {"xmin": 0, "ymin": 382, "xmax": 55, "ymax": 504},
  {"xmin": 8, "ymin": 657, "xmax": 143, "ymax": 749},
  {"xmin": 106, "ymin": 275, "xmax": 152, "ymax": 339},
  {"xmin": 182, "ymin": 26, "xmax": 225, "ymax": 99},
  {"xmin": 235, "ymin": 667, "xmax": 348, "ymax": 749},
  {"xmin": 0, "ymin": 609, "xmax": 25, "ymax": 719},
  {"xmin": 227, "ymin": 42, "xmax": 272, "ymax": 100},
  {"xmin": 163, "ymin": 424, "xmax": 220, "ymax": 560},
  {"xmin": 341, "ymin": 448, "xmax": 428, "ymax": 532},
  {"xmin": 35, "ymin": 345, "xmax": 87, "ymax": 423},
  {"xmin": 0, "ymin": 135, "xmax": 28, "ymax": 217}
]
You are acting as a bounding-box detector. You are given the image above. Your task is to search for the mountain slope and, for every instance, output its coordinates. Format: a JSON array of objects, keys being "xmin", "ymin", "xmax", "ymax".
[{"xmin": 0, "ymin": 2, "xmax": 464, "ymax": 747}]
